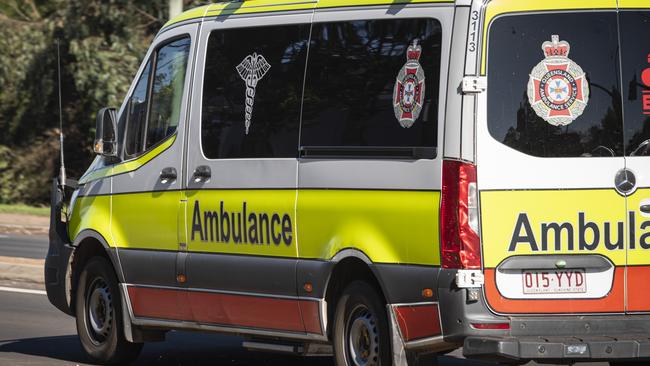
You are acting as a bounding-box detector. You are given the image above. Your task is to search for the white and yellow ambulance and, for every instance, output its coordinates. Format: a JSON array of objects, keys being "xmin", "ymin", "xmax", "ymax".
[{"xmin": 45, "ymin": 0, "xmax": 650, "ymax": 365}]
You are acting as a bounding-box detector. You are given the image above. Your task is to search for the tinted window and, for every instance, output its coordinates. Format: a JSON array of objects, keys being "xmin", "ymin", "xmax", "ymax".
[
  {"xmin": 147, "ymin": 37, "xmax": 191, "ymax": 149},
  {"xmin": 123, "ymin": 61, "xmax": 151, "ymax": 157},
  {"xmin": 300, "ymin": 19, "xmax": 441, "ymax": 153},
  {"xmin": 201, "ymin": 25, "xmax": 310, "ymax": 159},
  {"xmin": 487, "ymin": 12, "xmax": 623, "ymax": 157},
  {"xmin": 620, "ymin": 11, "xmax": 650, "ymax": 156}
]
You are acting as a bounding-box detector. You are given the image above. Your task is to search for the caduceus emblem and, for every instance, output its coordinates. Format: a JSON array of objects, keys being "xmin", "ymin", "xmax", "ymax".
[{"xmin": 236, "ymin": 53, "xmax": 271, "ymax": 134}]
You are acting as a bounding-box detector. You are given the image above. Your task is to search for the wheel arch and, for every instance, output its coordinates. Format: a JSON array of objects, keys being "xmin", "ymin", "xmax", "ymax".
[
  {"xmin": 70, "ymin": 230, "xmax": 123, "ymax": 314},
  {"xmin": 323, "ymin": 249, "xmax": 392, "ymax": 338}
]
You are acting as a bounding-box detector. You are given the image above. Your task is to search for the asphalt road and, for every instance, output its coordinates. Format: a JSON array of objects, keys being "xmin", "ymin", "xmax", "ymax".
[
  {"xmin": 0, "ymin": 234, "xmax": 48, "ymax": 259},
  {"xmin": 0, "ymin": 289, "xmax": 612, "ymax": 366},
  {"xmin": 0, "ymin": 288, "xmax": 481, "ymax": 366}
]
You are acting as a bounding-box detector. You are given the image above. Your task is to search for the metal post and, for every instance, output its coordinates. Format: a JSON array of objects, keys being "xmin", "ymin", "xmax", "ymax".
[{"xmin": 169, "ymin": 0, "xmax": 182, "ymax": 19}]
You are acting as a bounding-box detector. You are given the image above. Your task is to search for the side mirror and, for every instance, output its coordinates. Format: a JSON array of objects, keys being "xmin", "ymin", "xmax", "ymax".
[{"xmin": 94, "ymin": 107, "xmax": 118, "ymax": 157}]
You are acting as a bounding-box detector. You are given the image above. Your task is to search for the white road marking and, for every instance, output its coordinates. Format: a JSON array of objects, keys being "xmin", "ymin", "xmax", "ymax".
[
  {"xmin": 0, "ymin": 286, "xmax": 46, "ymax": 295},
  {"xmin": 0, "ymin": 235, "xmax": 8, "ymax": 239}
]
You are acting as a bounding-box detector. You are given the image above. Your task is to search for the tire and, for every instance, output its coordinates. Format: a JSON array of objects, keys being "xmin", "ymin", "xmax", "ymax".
[
  {"xmin": 333, "ymin": 281, "xmax": 391, "ymax": 366},
  {"xmin": 75, "ymin": 256, "xmax": 143, "ymax": 364}
]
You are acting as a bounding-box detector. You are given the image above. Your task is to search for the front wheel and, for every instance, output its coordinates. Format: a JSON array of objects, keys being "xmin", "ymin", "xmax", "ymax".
[
  {"xmin": 75, "ymin": 257, "xmax": 142, "ymax": 364},
  {"xmin": 333, "ymin": 281, "xmax": 391, "ymax": 366}
]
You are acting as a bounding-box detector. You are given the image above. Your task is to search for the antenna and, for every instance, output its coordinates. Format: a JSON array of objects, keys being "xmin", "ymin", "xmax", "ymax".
[{"xmin": 56, "ymin": 39, "xmax": 66, "ymax": 188}]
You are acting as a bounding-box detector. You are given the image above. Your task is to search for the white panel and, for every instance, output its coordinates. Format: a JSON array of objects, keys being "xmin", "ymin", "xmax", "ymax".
[{"xmin": 496, "ymin": 266, "xmax": 614, "ymax": 300}]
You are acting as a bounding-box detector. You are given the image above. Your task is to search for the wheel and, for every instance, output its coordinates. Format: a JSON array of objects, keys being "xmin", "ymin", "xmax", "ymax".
[
  {"xmin": 75, "ymin": 257, "xmax": 143, "ymax": 364},
  {"xmin": 333, "ymin": 281, "xmax": 391, "ymax": 366}
]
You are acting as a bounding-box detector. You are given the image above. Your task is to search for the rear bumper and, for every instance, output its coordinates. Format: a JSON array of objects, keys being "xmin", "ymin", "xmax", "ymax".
[
  {"xmin": 438, "ymin": 268, "xmax": 650, "ymax": 362},
  {"xmin": 464, "ymin": 335, "xmax": 650, "ymax": 362}
]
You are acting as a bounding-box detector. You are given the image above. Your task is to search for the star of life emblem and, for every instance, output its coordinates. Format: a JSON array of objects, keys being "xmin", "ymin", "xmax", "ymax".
[
  {"xmin": 236, "ymin": 53, "xmax": 271, "ymax": 134},
  {"xmin": 393, "ymin": 40, "xmax": 426, "ymax": 128},
  {"xmin": 527, "ymin": 35, "xmax": 589, "ymax": 126}
]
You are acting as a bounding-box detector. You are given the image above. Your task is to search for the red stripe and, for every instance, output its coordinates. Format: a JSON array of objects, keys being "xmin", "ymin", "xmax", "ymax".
[
  {"xmin": 394, "ymin": 304, "xmax": 441, "ymax": 341},
  {"xmin": 128, "ymin": 286, "xmax": 322, "ymax": 334},
  {"xmin": 128, "ymin": 286, "xmax": 192, "ymax": 320},
  {"xmin": 299, "ymin": 300, "xmax": 322, "ymax": 334},
  {"xmin": 626, "ymin": 266, "xmax": 650, "ymax": 312}
]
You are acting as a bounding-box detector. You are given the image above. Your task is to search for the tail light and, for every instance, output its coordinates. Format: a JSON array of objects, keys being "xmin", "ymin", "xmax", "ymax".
[{"xmin": 440, "ymin": 160, "xmax": 481, "ymax": 269}]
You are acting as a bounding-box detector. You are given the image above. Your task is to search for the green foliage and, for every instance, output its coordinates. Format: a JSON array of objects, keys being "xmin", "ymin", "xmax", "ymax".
[
  {"xmin": 0, "ymin": 203, "xmax": 49, "ymax": 217},
  {"xmin": 0, "ymin": 0, "xmax": 203, "ymax": 205}
]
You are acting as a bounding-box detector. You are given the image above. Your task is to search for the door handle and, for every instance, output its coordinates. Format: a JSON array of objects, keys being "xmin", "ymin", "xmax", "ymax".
[
  {"xmin": 641, "ymin": 205, "xmax": 650, "ymax": 214},
  {"xmin": 159, "ymin": 167, "xmax": 177, "ymax": 183},
  {"xmin": 192, "ymin": 165, "xmax": 211, "ymax": 183}
]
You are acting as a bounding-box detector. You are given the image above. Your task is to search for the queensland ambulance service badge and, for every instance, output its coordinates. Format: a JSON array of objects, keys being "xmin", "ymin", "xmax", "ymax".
[
  {"xmin": 393, "ymin": 40, "xmax": 426, "ymax": 128},
  {"xmin": 527, "ymin": 35, "xmax": 589, "ymax": 126}
]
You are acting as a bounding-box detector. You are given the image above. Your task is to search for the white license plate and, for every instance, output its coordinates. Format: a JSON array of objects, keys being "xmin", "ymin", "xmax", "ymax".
[{"xmin": 522, "ymin": 269, "xmax": 586, "ymax": 294}]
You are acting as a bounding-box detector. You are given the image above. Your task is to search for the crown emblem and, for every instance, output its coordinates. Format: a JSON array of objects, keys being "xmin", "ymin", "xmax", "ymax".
[
  {"xmin": 542, "ymin": 35, "xmax": 570, "ymax": 58},
  {"xmin": 406, "ymin": 40, "xmax": 422, "ymax": 61}
]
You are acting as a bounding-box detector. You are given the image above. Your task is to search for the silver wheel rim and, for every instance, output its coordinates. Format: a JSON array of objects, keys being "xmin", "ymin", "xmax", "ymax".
[
  {"xmin": 346, "ymin": 305, "xmax": 380, "ymax": 366},
  {"xmin": 86, "ymin": 277, "xmax": 113, "ymax": 345}
]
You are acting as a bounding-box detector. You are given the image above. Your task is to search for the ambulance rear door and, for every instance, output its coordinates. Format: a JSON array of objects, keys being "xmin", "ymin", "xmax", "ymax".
[
  {"xmin": 618, "ymin": 3, "xmax": 650, "ymax": 313},
  {"xmin": 476, "ymin": 3, "xmax": 626, "ymax": 315}
]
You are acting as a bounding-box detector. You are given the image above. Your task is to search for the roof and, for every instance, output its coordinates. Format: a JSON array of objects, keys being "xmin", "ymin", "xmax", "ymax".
[{"xmin": 163, "ymin": 0, "xmax": 454, "ymax": 29}]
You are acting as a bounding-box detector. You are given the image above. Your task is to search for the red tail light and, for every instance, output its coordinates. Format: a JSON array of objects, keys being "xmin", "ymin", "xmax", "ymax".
[{"xmin": 440, "ymin": 160, "xmax": 481, "ymax": 269}]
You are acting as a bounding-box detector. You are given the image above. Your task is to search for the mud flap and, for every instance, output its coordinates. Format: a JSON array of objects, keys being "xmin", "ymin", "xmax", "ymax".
[
  {"xmin": 44, "ymin": 178, "xmax": 74, "ymax": 316},
  {"xmin": 388, "ymin": 304, "xmax": 409, "ymax": 366}
]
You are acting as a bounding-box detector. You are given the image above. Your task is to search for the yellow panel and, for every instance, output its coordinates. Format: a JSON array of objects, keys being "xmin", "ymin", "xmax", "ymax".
[
  {"xmin": 163, "ymin": 5, "xmax": 210, "ymax": 28},
  {"xmin": 618, "ymin": 0, "xmax": 650, "ymax": 8},
  {"xmin": 78, "ymin": 134, "xmax": 176, "ymax": 185},
  {"xmin": 627, "ymin": 189, "xmax": 650, "ymax": 265},
  {"xmin": 317, "ymin": 0, "xmax": 452, "ymax": 8},
  {"xmin": 69, "ymin": 195, "xmax": 113, "ymax": 246},
  {"xmin": 165, "ymin": 0, "xmax": 453, "ymax": 28},
  {"xmin": 204, "ymin": 0, "xmax": 316, "ymax": 17},
  {"xmin": 480, "ymin": 190, "xmax": 626, "ymax": 268},
  {"xmin": 297, "ymin": 190, "xmax": 440, "ymax": 265},
  {"xmin": 112, "ymin": 191, "xmax": 182, "ymax": 251},
  {"xmin": 481, "ymin": 0, "xmax": 617, "ymax": 74},
  {"xmin": 185, "ymin": 190, "xmax": 298, "ymax": 258}
]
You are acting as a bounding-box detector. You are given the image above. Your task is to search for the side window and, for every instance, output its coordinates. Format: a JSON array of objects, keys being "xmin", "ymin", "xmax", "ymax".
[
  {"xmin": 487, "ymin": 12, "xmax": 623, "ymax": 158},
  {"xmin": 300, "ymin": 18, "xmax": 442, "ymax": 156},
  {"xmin": 122, "ymin": 36, "xmax": 191, "ymax": 159},
  {"xmin": 147, "ymin": 37, "xmax": 191, "ymax": 149},
  {"xmin": 620, "ymin": 10, "xmax": 650, "ymax": 156},
  {"xmin": 201, "ymin": 24, "xmax": 310, "ymax": 159},
  {"xmin": 123, "ymin": 61, "xmax": 151, "ymax": 157}
]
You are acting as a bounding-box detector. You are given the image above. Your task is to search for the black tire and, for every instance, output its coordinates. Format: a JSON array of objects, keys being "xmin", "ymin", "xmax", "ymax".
[
  {"xmin": 75, "ymin": 257, "xmax": 143, "ymax": 364},
  {"xmin": 333, "ymin": 281, "xmax": 391, "ymax": 366}
]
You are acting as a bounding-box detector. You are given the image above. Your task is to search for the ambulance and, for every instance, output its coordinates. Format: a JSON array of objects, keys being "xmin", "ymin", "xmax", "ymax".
[{"xmin": 45, "ymin": 0, "xmax": 650, "ymax": 364}]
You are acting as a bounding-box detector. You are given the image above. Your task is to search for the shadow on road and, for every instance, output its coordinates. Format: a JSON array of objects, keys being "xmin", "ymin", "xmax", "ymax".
[
  {"xmin": 0, "ymin": 331, "xmax": 503, "ymax": 366},
  {"xmin": 0, "ymin": 335, "xmax": 92, "ymax": 364},
  {"xmin": 0, "ymin": 331, "xmax": 334, "ymax": 366}
]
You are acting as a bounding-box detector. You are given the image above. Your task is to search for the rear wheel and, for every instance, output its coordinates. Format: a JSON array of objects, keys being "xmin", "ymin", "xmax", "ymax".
[
  {"xmin": 333, "ymin": 281, "xmax": 391, "ymax": 366},
  {"xmin": 75, "ymin": 257, "xmax": 142, "ymax": 364}
]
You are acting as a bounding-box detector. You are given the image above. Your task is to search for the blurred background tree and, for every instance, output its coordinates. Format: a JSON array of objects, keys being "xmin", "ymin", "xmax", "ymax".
[{"xmin": 0, "ymin": 0, "xmax": 201, "ymax": 205}]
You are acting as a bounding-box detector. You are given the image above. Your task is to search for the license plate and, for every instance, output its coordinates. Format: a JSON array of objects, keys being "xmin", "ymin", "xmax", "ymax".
[{"xmin": 522, "ymin": 269, "xmax": 586, "ymax": 294}]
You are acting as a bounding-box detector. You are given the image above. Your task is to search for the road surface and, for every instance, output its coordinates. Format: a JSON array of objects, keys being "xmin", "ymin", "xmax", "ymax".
[
  {"xmin": 0, "ymin": 288, "xmax": 611, "ymax": 366},
  {"xmin": 0, "ymin": 234, "xmax": 48, "ymax": 259}
]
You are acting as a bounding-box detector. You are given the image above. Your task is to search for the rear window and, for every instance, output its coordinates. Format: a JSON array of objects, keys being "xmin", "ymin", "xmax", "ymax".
[
  {"xmin": 300, "ymin": 18, "xmax": 442, "ymax": 158},
  {"xmin": 620, "ymin": 10, "xmax": 650, "ymax": 156},
  {"xmin": 487, "ymin": 12, "xmax": 623, "ymax": 158}
]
